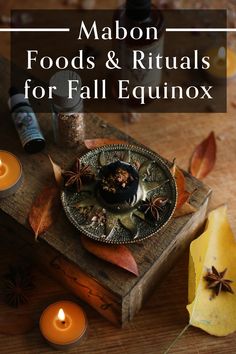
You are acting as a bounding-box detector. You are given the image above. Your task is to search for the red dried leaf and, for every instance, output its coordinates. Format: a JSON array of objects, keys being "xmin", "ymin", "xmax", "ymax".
[
  {"xmin": 81, "ymin": 237, "xmax": 139, "ymax": 276},
  {"xmin": 84, "ymin": 138, "xmax": 126, "ymax": 149},
  {"xmin": 48, "ymin": 155, "xmax": 63, "ymax": 187},
  {"xmin": 0, "ymin": 314, "xmax": 34, "ymax": 335},
  {"xmin": 190, "ymin": 132, "xmax": 216, "ymax": 179},
  {"xmin": 29, "ymin": 185, "xmax": 60, "ymax": 240}
]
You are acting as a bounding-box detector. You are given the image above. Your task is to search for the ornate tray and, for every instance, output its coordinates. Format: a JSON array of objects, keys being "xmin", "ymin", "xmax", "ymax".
[{"xmin": 61, "ymin": 145, "xmax": 177, "ymax": 244}]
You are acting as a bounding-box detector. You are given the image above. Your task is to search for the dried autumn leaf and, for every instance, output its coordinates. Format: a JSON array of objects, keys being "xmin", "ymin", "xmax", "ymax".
[
  {"xmin": 0, "ymin": 314, "xmax": 34, "ymax": 335},
  {"xmin": 174, "ymin": 201, "xmax": 197, "ymax": 218},
  {"xmin": 48, "ymin": 155, "xmax": 63, "ymax": 187},
  {"xmin": 187, "ymin": 206, "xmax": 236, "ymax": 336},
  {"xmin": 190, "ymin": 131, "xmax": 216, "ymax": 179},
  {"xmin": 171, "ymin": 162, "xmax": 187, "ymax": 210},
  {"xmin": 29, "ymin": 185, "xmax": 60, "ymax": 240},
  {"xmin": 171, "ymin": 161, "xmax": 185, "ymax": 190},
  {"xmin": 176, "ymin": 190, "xmax": 191, "ymax": 210},
  {"xmin": 171, "ymin": 161, "xmax": 196, "ymax": 217},
  {"xmin": 81, "ymin": 237, "xmax": 139, "ymax": 276},
  {"xmin": 84, "ymin": 138, "xmax": 126, "ymax": 149}
]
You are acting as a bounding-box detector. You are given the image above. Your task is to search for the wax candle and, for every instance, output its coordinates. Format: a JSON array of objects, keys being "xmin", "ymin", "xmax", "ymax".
[
  {"xmin": 39, "ymin": 301, "xmax": 88, "ymax": 350},
  {"xmin": 0, "ymin": 150, "xmax": 23, "ymax": 198},
  {"xmin": 206, "ymin": 46, "xmax": 236, "ymax": 81}
]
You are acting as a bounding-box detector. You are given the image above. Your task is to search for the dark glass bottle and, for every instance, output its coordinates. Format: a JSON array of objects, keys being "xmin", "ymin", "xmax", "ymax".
[
  {"xmin": 125, "ymin": 0, "xmax": 163, "ymax": 29},
  {"xmin": 113, "ymin": 0, "xmax": 165, "ymax": 105},
  {"xmin": 8, "ymin": 87, "xmax": 45, "ymax": 153}
]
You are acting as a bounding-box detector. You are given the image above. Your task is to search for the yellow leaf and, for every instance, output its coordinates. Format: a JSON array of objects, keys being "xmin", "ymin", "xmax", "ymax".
[{"xmin": 187, "ymin": 205, "xmax": 236, "ymax": 336}]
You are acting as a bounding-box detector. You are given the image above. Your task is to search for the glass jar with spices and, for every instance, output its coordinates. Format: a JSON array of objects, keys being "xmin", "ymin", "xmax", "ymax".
[{"xmin": 50, "ymin": 70, "xmax": 85, "ymax": 148}]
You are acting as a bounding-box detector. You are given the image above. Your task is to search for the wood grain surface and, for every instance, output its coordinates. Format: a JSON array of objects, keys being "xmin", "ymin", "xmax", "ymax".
[
  {"xmin": 0, "ymin": 55, "xmax": 211, "ymax": 327},
  {"xmin": 0, "ymin": 0, "xmax": 236, "ymax": 353}
]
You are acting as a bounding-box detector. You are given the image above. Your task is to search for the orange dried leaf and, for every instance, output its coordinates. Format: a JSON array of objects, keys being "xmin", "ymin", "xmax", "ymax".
[
  {"xmin": 84, "ymin": 138, "xmax": 126, "ymax": 149},
  {"xmin": 171, "ymin": 162, "xmax": 185, "ymax": 194},
  {"xmin": 48, "ymin": 155, "xmax": 63, "ymax": 187},
  {"xmin": 172, "ymin": 161, "xmax": 197, "ymax": 217},
  {"xmin": 174, "ymin": 201, "xmax": 197, "ymax": 218},
  {"xmin": 190, "ymin": 132, "xmax": 216, "ymax": 179},
  {"xmin": 29, "ymin": 185, "xmax": 60, "ymax": 240},
  {"xmin": 171, "ymin": 162, "xmax": 189, "ymax": 210},
  {"xmin": 177, "ymin": 190, "xmax": 191, "ymax": 210},
  {"xmin": 0, "ymin": 314, "xmax": 34, "ymax": 335},
  {"xmin": 81, "ymin": 237, "xmax": 139, "ymax": 276}
]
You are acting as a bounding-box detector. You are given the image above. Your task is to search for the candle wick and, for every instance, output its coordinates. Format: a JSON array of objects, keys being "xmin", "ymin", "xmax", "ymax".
[{"xmin": 61, "ymin": 320, "xmax": 66, "ymax": 325}]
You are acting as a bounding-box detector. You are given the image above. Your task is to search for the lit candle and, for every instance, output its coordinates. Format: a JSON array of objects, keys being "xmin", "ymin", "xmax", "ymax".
[
  {"xmin": 214, "ymin": 46, "xmax": 226, "ymax": 68},
  {"xmin": 226, "ymin": 47, "xmax": 236, "ymax": 79},
  {"xmin": 0, "ymin": 150, "xmax": 23, "ymax": 199},
  {"xmin": 0, "ymin": 159, "xmax": 8, "ymax": 178},
  {"xmin": 39, "ymin": 301, "xmax": 88, "ymax": 350},
  {"xmin": 206, "ymin": 46, "xmax": 236, "ymax": 82}
]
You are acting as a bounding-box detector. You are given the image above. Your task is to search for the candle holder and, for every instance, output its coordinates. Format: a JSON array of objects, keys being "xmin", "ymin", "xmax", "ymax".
[
  {"xmin": 61, "ymin": 144, "xmax": 177, "ymax": 244},
  {"xmin": 0, "ymin": 150, "xmax": 23, "ymax": 199},
  {"xmin": 39, "ymin": 300, "xmax": 88, "ymax": 350},
  {"xmin": 205, "ymin": 46, "xmax": 236, "ymax": 84}
]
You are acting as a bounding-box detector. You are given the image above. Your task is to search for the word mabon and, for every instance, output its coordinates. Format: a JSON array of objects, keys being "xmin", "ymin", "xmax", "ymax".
[{"xmin": 77, "ymin": 20, "xmax": 159, "ymax": 41}]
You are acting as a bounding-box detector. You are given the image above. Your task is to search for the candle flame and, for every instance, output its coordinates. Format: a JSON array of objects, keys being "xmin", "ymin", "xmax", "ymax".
[
  {"xmin": 58, "ymin": 308, "xmax": 65, "ymax": 322},
  {"xmin": 218, "ymin": 47, "xmax": 226, "ymax": 60},
  {"xmin": 0, "ymin": 159, "xmax": 3, "ymax": 175}
]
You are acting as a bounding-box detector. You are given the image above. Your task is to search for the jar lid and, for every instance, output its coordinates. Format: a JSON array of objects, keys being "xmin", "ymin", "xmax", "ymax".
[
  {"xmin": 8, "ymin": 93, "xmax": 30, "ymax": 110},
  {"xmin": 49, "ymin": 70, "xmax": 82, "ymax": 109}
]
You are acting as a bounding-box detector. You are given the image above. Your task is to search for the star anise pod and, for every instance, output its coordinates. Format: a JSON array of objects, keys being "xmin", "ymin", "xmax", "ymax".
[
  {"xmin": 204, "ymin": 266, "xmax": 234, "ymax": 296},
  {"xmin": 140, "ymin": 196, "xmax": 169, "ymax": 221},
  {"xmin": 1, "ymin": 265, "xmax": 34, "ymax": 308},
  {"xmin": 63, "ymin": 158, "xmax": 94, "ymax": 192}
]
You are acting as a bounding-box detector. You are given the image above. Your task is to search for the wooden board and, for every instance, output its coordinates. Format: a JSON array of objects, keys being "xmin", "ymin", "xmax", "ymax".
[{"xmin": 0, "ymin": 57, "xmax": 211, "ymax": 326}]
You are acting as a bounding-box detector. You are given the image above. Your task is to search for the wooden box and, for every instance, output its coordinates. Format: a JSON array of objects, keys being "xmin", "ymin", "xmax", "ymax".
[
  {"xmin": 0, "ymin": 114, "xmax": 211, "ymax": 326},
  {"xmin": 0, "ymin": 59, "xmax": 211, "ymax": 327}
]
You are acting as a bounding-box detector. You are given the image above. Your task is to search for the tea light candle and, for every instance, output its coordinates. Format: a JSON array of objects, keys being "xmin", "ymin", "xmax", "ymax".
[
  {"xmin": 39, "ymin": 301, "xmax": 87, "ymax": 350},
  {"xmin": 206, "ymin": 46, "xmax": 236, "ymax": 81},
  {"xmin": 0, "ymin": 150, "xmax": 23, "ymax": 198}
]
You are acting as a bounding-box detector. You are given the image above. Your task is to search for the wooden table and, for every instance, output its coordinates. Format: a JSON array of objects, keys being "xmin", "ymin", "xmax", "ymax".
[{"xmin": 0, "ymin": 1, "xmax": 236, "ymax": 353}]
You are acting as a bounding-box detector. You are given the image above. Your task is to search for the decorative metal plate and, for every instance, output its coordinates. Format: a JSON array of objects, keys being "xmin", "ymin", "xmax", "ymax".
[{"xmin": 61, "ymin": 144, "xmax": 177, "ymax": 244}]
